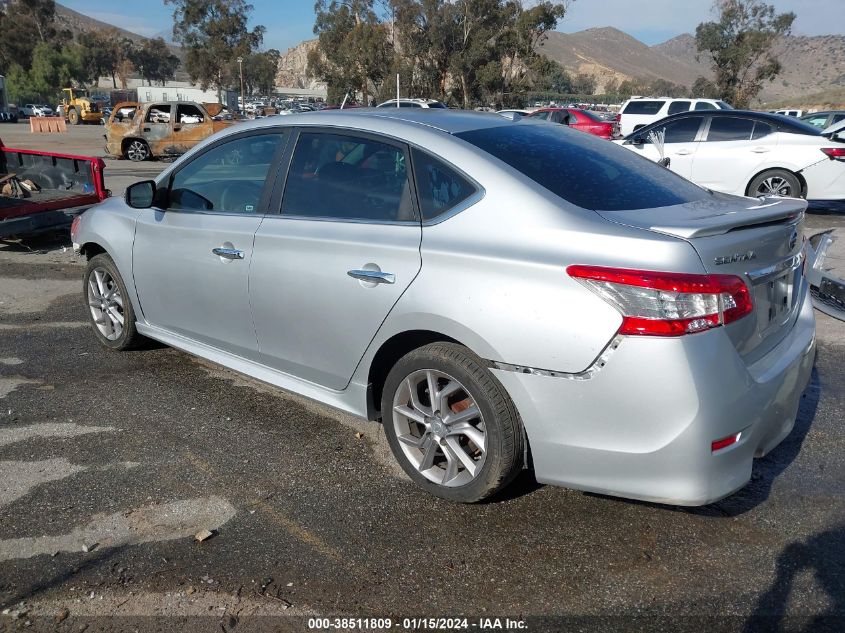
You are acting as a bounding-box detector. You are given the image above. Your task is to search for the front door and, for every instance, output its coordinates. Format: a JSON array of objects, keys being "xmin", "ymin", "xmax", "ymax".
[
  {"xmin": 133, "ymin": 130, "xmax": 287, "ymax": 359},
  {"xmin": 626, "ymin": 115, "xmax": 704, "ymax": 180},
  {"xmin": 250, "ymin": 130, "xmax": 422, "ymax": 390}
]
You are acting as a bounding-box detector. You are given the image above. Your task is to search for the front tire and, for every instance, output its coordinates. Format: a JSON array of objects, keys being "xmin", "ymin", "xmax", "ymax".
[
  {"xmin": 124, "ymin": 140, "xmax": 150, "ymax": 162},
  {"xmin": 67, "ymin": 108, "xmax": 80, "ymax": 125},
  {"xmin": 382, "ymin": 342, "xmax": 524, "ymax": 503},
  {"xmin": 747, "ymin": 169, "xmax": 802, "ymax": 198},
  {"xmin": 84, "ymin": 254, "xmax": 146, "ymax": 350}
]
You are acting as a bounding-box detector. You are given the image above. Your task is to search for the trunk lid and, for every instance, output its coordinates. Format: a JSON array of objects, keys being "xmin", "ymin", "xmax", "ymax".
[{"xmin": 597, "ymin": 192, "xmax": 807, "ymax": 362}]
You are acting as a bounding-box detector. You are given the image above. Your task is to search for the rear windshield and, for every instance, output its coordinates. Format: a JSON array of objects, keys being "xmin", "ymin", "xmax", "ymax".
[
  {"xmin": 456, "ymin": 123, "xmax": 709, "ymax": 211},
  {"xmin": 622, "ymin": 100, "xmax": 665, "ymax": 115}
]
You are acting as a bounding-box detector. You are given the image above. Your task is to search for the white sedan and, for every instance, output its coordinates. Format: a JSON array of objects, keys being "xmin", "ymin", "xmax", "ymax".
[{"xmin": 617, "ymin": 110, "xmax": 845, "ymax": 205}]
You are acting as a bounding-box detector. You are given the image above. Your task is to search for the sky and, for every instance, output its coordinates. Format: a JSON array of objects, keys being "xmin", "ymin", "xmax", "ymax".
[{"xmin": 59, "ymin": 0, "xmax": 844, "ymax": 52}]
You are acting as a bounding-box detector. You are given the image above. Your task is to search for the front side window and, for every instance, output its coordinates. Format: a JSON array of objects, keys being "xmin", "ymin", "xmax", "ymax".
[
  {"xmin": 667, "ymin": 101, "xmax": 691, "ymax": 115},
  {"xmin": 457, "ymin": 122, "xmax": 707, "ymax": 211},
  {"xmin": 622, "ymin": 100, "xmax": 665, "ymax": 115},
  {"xmin": 282, "ymin": 132, "xmax": 416, "ymax": 222},
  {"xmin": 646, "ymin": 117, "xmax": 702, "ymax": 143},
  {"xmin": 412, "ymin": 149, "xmax": 477, "ymax": 221},
  {"xmin": 706, "ymin": 117, "xmax": 755, "ymax": 142},
  {"xmin": 167, "ymin": 133, "xmax": 284, "ymax": 213}
]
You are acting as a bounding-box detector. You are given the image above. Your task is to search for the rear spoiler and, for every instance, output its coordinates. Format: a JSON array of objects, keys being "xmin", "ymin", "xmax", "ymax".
[{"xmin": 598, "ymin": 195, "xmax": 806, "ymax": 240}]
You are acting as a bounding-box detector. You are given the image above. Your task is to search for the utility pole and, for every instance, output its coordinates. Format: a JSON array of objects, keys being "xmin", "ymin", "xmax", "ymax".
[{"xmin": 237, "ymin": 56, "xmax": 245, "ymax": 114}]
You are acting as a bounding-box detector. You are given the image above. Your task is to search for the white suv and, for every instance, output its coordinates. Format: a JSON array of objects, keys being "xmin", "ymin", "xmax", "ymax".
[
  {"xmin": 618, "ymin": 97, "xmax": 732, "ymax": 136},
  {"xmin": 376, "ymin": 98, "xmax": 447, "ymax": 109}
]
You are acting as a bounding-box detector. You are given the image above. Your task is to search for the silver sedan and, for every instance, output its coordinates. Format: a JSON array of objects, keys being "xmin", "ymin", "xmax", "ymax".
[{"xmin": 72, "ymin": 109, "xmax": 815, "ymax": 505}]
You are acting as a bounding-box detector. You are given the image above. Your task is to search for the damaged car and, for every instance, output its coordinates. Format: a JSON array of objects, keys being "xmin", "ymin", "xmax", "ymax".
[
  {"xmin": 617, "ymin": 110, "xmax": 845, "ymax": 210},
  {"xmin": 104, "ymin": 101, "xmax": 237, "ymax": 161}
]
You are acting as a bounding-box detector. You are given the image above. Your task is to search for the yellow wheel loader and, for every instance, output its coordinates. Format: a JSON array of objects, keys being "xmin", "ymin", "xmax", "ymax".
[{"xmin": 58, "ymin": 88, "xmax": 103, "ymax": 125}]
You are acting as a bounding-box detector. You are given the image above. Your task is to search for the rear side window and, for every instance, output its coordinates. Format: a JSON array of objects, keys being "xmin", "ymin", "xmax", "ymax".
[
  {"xmin": 694, "ymin": 101, "xmax": 717, "ymax": 111},
  {"xmin": 707, "ymin": 117, "xmax": 755, "ymax": 142},
  {"xmin": 667, "ymin": 101, "xmax": 691, "ymax": 115},
  {"xmin": 282, "ymin": 132, "xmax": 416, "ymax": 222},
  {"xmin": 751, "ymin": 122, "xmax": 774, "ymax": 140},
  {"xmin": 457, "ymin": 123, "xmax": 707, "ymax": 212},
  {"xmin": 146, "ymin": 104, "xmax": 171, "ymax": 123},
  {"xmin": 177, "ymin": 104, "xmax": 205, "ymax": 124},
  {"xmin": 622, "ymin": 100, "xmax": 665, "ymax": 115},
  {"xmin": 412, "ymin": 150, "xmax": 477, "ymax": 221}
]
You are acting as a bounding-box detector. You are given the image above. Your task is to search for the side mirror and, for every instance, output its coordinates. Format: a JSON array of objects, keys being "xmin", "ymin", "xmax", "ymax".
[{"xmin": 125, "ymin": 180, "xmax": 156, "ymax": 209}]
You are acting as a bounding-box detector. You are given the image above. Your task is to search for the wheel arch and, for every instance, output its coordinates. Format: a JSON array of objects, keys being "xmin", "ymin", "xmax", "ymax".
[
  {"xmin": 121, "ymin": 137, "xmax": 150, "ymax": 156},
  {"xmin": 365, "ymin": 329, "xmax": 466, "ymax": 421},
  {"xmin": 745, "ymin": 166, "xmax": 808, "ymax": 198}
]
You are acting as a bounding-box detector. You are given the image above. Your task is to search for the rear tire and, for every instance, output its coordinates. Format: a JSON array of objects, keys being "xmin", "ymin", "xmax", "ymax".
[
  {"xmin": 747, "ymin": 169, "xmax": 802, "ymax": 198},
  {"xmin": 382, "ymin": 342, "xmax": 524, "ymax": 503},
  {"xmin": 84, "ymin": 254, "xmax": 146, "ymax": 351},
  {"xmin": 67, "ymin": 108, "xmax": 80, "ymax": 125}
]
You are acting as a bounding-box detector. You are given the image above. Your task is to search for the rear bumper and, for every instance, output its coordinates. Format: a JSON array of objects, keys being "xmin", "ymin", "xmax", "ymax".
[{"xmin": 492, "ymin": 284, "xmax": 816, "ymax": 506}]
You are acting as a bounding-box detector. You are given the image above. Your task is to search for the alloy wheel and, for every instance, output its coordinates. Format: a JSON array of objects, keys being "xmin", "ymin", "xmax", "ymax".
[
  {"xmin": 392, "ymin": 369, "xmax": 487, "ymax": 487},
  {"xmin": 756, "ymin": 176, "xmax": 793, "ymax": 197},
  {"xmin": 126, "ymin": 141, "xmax": 149, "ymax": 161},
  {"xmin": 87, "ymin": 267, "xmax": 125, "ymax": 341}
]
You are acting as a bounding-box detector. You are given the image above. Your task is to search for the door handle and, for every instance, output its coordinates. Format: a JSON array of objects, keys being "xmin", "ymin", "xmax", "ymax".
[
  {"xmin": 751, "ymin": 147, "xmax": 770, "ymax": 153},
  {"xmin": 347, "ymin": 269, "xmax": 395, "ymax": 284},
  {"xmin": 674, "ymin": 149, "xmax": 693, "ymax": 156},
  {"xmin": 212, "ymin": 247, "xmax": 244, "ymax": 260}
]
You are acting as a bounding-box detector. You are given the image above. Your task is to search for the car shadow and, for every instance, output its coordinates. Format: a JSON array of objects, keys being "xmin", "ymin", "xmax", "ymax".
[
  {"xmin": 584, "ymin": 365, "xmax": 822, "ymax": 518},
  {"xmin": 742, "ymin": 523, "xmax": 845, "ymax": 632},
  {"xmin": 0, "ymin": 228, "xmax": 71, "ymax": 252}
]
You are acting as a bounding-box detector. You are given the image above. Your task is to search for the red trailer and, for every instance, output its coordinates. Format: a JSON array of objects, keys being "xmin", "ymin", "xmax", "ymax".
[{"xmin": 0, "ymin": 139, "xmax": 108, "ymax": 238}]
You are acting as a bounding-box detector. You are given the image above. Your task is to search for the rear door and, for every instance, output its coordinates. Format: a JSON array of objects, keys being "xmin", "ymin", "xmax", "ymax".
[
  {"xmin": 250, "ymin": 129, "xmax": 422, "ymax": 390},
  {"xmin": 691, "ymin": 116, "xmax": 776, "ymax": 194},
  {"xmin": 171, "ymin": 103, "xmax": 214, "ymax": 154}
]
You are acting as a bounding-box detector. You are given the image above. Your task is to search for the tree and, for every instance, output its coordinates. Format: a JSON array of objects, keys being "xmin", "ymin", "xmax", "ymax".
[
  {"xmin": 310, "ymin": 0, "xmax": 390, "ymax": 105},
  {"xmin": 691, "ymin": 75, "xmax": 721, "ymax": 98},
  {"xmin": 165, "ymin": 0, "xmax": 265, "ymax": 101},
  {"xmin": 695, "ymin": 0, "xmax": 795, "ymax": 108},
  {"xmin": 237, "ymin": 49, "xmax": 280, "ymax": 95},
  {"xmin": 0, "ymin": 0, "xmax": 69, "ymax": 73},
  {"xmin": 6, "ymin": 41, "xmax": 86, "ymax": 103},
  {"xmin": 131, "ymin": 38, "xmax": 180, "ymax": 86}
]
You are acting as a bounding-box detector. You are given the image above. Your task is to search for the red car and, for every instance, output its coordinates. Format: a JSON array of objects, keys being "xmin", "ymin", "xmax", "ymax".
[
  {"xmin": 0, "ymin": 139, "xmax": 107, "ymax": 238},
  {"xmin": 527, "ymin": 107, "xmax": 619, "ymax": 139}
]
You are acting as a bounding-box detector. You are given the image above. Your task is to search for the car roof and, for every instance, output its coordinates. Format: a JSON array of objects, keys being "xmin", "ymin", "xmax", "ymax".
[
  {"xmin": 627, "ymin": 109, "xmax": 821, "ymax": 137},
  {"xmin": 222, "ymin": 108, "xmax": 513, "ymax": 135}
]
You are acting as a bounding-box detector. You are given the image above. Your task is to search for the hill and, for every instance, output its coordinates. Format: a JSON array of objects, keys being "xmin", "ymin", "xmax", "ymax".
[
  {"xmin": 55, "ymin": 3, "xmax": 152, "ymax": 45},
  {"xmin": 540, "ymin": 27, "xmax": 703, "ymax": 92},
  {"xmin": 652, "ymin": 32, "xmax": 845, "ymax": 105}
]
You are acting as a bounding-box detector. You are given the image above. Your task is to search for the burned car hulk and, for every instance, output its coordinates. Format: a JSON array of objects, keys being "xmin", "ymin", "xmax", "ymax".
[{"xmin": 104, "ymin": 101, "xmax": 237, "ymax": 161}]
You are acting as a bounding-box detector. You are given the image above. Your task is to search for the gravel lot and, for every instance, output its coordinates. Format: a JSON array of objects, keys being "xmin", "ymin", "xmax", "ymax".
[{"xmin": 0, "ymin": 122, "xmax": 844, "ymax": 632}]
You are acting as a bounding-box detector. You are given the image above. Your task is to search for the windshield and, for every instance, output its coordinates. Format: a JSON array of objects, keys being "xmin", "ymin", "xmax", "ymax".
[{"xmin": 456, "ymin": 122, "xmax": 709, "ymax": 211}]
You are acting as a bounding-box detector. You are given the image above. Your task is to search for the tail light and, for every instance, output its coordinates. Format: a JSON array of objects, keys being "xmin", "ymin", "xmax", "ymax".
[
  {"xmin": 712, "ymin": 432, "xmax": 742, "ymax": 452},
  {"xmin": 567, "ymin": 265, "xmax": 753, "ymax": 337},
  {"xmin": 821, "ymin": 147, "xmax": 845, "ymax": 159}
]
